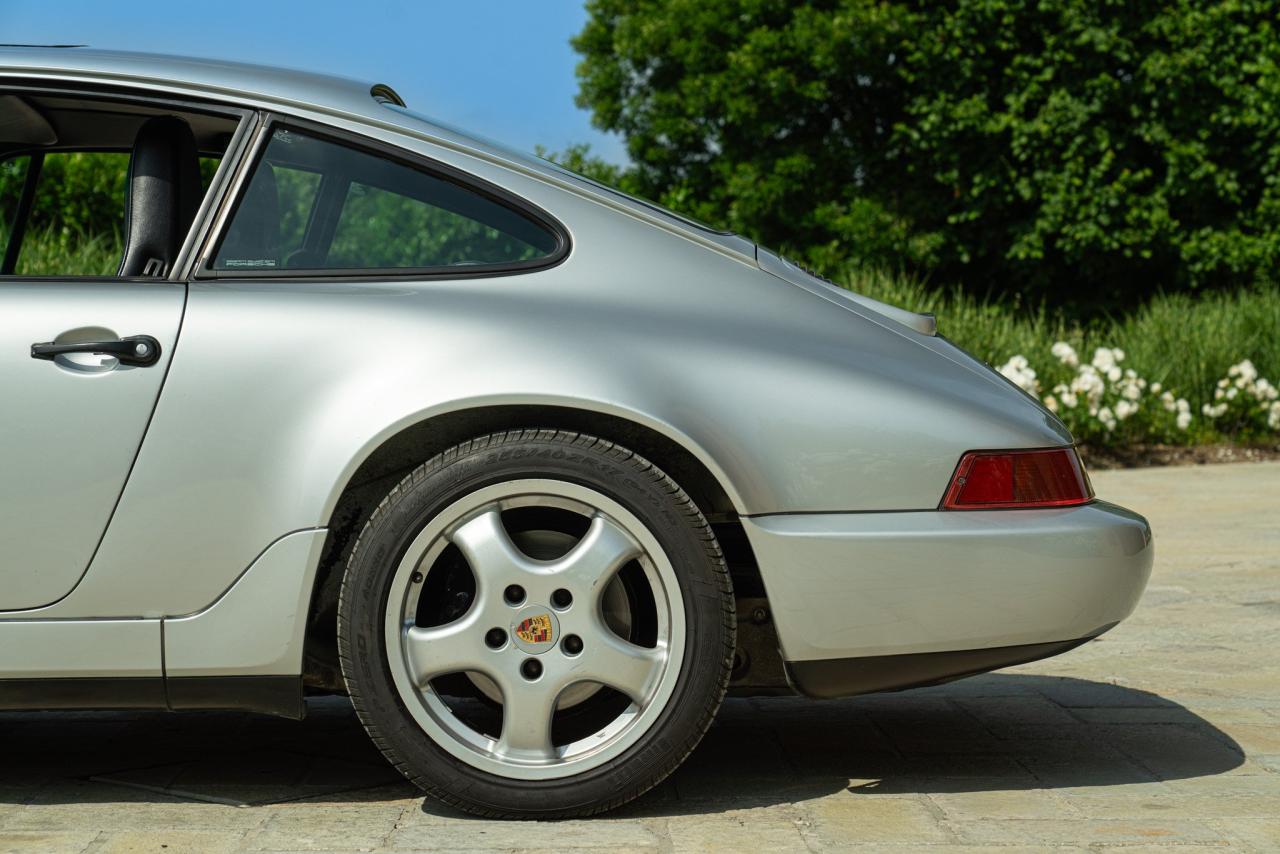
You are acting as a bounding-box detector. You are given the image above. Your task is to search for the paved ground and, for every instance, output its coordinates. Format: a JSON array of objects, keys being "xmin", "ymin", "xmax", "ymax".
[{"xmin": 2, "ymin": 462, "xmax": 1278, "ymax": 853}]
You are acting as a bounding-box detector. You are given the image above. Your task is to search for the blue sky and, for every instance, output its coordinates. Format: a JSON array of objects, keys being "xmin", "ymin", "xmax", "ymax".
[{"xmin": 0, "ymin": 0, "xmax": 626, "ymax": 162}]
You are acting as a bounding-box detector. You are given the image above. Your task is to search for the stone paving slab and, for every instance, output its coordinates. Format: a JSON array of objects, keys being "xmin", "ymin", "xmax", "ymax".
[{"xmin": 0, "ymin": 461, "xmax": 1277, "ymax": 852}]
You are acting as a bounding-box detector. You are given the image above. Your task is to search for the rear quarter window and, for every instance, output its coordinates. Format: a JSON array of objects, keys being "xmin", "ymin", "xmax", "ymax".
[{"xmin": 212, "ymin": 127, "xmax": 561, "ymax": 274}]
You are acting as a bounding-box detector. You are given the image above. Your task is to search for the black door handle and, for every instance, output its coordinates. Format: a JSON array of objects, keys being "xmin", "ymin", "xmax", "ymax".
[{"xmin": 30, "ymin": 334, "xmax": 162, "ymax": 367}]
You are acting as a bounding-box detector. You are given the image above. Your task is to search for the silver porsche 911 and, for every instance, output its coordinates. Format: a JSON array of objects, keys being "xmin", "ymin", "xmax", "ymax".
[{"xmin": 0, "ymin": 47, "xmax": 1152, "ymax": 817}]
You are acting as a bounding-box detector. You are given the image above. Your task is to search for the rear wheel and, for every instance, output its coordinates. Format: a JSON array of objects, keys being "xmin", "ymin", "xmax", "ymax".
[{"xmin": 337, "ymin": 430, "xmax": 735, "ymax": 818}]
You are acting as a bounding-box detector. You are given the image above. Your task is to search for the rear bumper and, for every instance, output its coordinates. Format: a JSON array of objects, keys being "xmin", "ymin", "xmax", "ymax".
[{"xmin": 741, "ymin": 500, "xmax": 1153, "ymax": 670}]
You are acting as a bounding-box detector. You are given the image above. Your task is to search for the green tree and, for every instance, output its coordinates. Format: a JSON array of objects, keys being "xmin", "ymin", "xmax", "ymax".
[{"xmin": 572, "ymin": 0, "xmax": 1280, "ymax": 309}]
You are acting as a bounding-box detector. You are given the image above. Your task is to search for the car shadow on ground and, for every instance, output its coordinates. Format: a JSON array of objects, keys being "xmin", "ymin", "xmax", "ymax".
[
  {"xmin": 599, "ymin": 673, "xmax": 1246, "ymax": 819},
  {"xmin": 0, "ymin": 673, "xmax": 1243, "ymax": 815}
]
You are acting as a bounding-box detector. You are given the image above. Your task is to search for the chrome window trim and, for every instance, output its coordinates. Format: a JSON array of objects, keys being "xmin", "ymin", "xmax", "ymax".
[
  {"xmin": 191, "ymin": 114, "xmax": 272, "ymax": 278},
  {"xmin": 172, "ymin": 109, "xmax": 262, "ymax": 282}
]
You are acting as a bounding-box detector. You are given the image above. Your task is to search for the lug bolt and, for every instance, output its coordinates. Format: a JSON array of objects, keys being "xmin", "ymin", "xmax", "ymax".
[
  {"xmin": 551, "ymin": 588, "xmax": 573, "ymax": 609},
  {"xmin": 485, "ymin": 628, "xmax": 507, "ymax": 649},
  {"xmin": 520, "ymin": 659, "xmax": 543, "ymax": 680},
  {"xmin": 562, "ymin": 634, "xmax": 584, "ymax": 656},
  {"xmin": 503, "ymin": 585, "xmax": 526, "ymax": 606}
]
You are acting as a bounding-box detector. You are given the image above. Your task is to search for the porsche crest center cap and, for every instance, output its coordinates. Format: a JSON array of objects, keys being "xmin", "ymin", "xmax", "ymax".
[{"xmin": 511, "ymin": 606, "xmax": 559, "ymax": 654}]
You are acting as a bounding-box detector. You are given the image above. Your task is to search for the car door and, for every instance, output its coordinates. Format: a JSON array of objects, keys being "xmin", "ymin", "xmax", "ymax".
[{"xmin": 0, "ymin": 90, "xmax": 243, "ymax": 611}]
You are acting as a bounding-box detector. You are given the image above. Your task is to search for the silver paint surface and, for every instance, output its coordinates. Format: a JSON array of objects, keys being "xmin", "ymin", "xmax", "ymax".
[{"xmin": 0, "ymin": 281, "xmax": 183, "ymax": 610}]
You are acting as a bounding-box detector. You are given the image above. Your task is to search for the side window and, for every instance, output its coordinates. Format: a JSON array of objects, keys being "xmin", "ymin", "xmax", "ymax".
[
  {"xmin": 276, "ymin": 165, "xmax": 323, "ymax": 259},
  {"xmin": 1, "ymin": 90, "xmax": 241, "ymax": 279},
  {"xmin": 0, "ymin": 152, "xmax": 131, "ymax": 276},
  {"xmin": 213, "ymin": 128, "xmax": 561, "ymax": 273},
  {"xmin": 0, "ymin": 151, "xmax": 223, "ymax": 278}
]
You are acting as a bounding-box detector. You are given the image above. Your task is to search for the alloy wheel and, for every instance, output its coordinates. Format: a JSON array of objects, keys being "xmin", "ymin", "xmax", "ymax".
[{"xmin": 383, "ymin": 478, "xmax": 686, "ymax": 780}]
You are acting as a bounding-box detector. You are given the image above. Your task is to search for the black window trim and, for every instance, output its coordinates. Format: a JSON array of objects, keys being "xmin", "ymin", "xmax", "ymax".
[{"xmin": 196, "ymin": 114, "xmax": 571, "ymax": 282}]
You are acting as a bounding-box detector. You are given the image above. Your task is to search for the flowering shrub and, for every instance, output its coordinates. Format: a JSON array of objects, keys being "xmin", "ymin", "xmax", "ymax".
[
  {"xmin": 1202, "ymin": 360, "xmax": 1280, "ymax": 432},
  {"xmin": 997, "ymin": 344, "xmax": 1278, "ymax": 445}
]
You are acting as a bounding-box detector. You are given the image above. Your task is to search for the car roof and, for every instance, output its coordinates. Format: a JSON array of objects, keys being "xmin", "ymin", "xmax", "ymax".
[
  {"xmin": 0, "ymin": 46, "xmax": 399, "ymax": 126},
  {"xmin": 0, "ymin": 45, "xmax": 757, "ymax": 261}
]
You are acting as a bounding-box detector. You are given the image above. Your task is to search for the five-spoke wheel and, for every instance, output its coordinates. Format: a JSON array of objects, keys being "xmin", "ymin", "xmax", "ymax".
[
  {"xmin": 338, "ymin": 431, "xmax": 735, "ymax": 818},
  {"xmin": 385, "ymin": 481, "xmax": 683, "ymax": 775}
]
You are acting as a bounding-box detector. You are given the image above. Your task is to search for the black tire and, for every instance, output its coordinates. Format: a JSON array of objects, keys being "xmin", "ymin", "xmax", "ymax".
[{"xmin": 337, "ymin": 429, "xmax": 735, "ymax": 818}]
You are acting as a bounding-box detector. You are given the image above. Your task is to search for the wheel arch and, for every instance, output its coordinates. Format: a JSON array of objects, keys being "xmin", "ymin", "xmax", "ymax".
[{"xmin": 301, "ymin": 403, "xmax": 768, "ymax": 693}]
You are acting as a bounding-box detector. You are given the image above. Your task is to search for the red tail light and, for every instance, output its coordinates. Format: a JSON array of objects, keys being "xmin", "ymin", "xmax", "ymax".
[{"xmin": 942, "ymin": 448, "xmax": 1093, "ymax": 510}]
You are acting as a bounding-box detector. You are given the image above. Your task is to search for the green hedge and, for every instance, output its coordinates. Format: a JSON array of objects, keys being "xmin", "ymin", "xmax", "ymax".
[{"xmin": 573, "ymin": 0, "xmax": 1280, "ymax": 311}]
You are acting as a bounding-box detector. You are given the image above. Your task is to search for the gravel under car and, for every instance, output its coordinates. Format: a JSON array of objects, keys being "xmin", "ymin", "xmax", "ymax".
[{"xmin": 0, "ymin": 48, "xmax": 1153, "ymax": 818}]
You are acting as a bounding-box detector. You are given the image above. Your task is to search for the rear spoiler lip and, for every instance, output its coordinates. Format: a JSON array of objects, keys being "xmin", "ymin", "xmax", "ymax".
[{"xmin": 755, "ymin": 247, "xmax": 938, "ymax": 337}]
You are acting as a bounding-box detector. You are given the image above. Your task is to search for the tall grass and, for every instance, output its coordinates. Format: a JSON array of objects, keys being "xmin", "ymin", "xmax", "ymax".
[
  {"xmin": 9, "ymin": 226, "xmax": 121, "ymax": 277},
  {"xmin": 1114, "ymin": 289, "xmax": 1280, "ymax": 419}
]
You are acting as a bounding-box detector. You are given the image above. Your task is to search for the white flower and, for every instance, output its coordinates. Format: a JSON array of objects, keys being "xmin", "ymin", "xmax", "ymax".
[
  {"xmin": 1202, "ymin": 402, "xmax": 1228, "ymax": 419},
  {"xmin": 1053, "ymin": 383, "xmax": 1079, "ymax": 409},
  {"xmin": 1050, "ymin": 341, "xmax": 1079, "ymax": 367},
  {"xmin": 1072, "ymin": 366, "xmax": 1105, "ymax": 399},
  {"xmin": 997, "ymin": 355, "xmax": 1039, "ymax": 394},
  {"xmin": 1229, "ymin": 359, "xmax": 1258, "ymax": 385},
  {"xmin": 1205, "ymin": 362, "xmax": 1279, "ymax": 432},
  {"xmin": 1157, "ymin": 387, "xmax": 1193, "ymax": 423},
  {"xmin": 992, "ymin": 346, "xmax": 1278, "ymax": 436}
]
